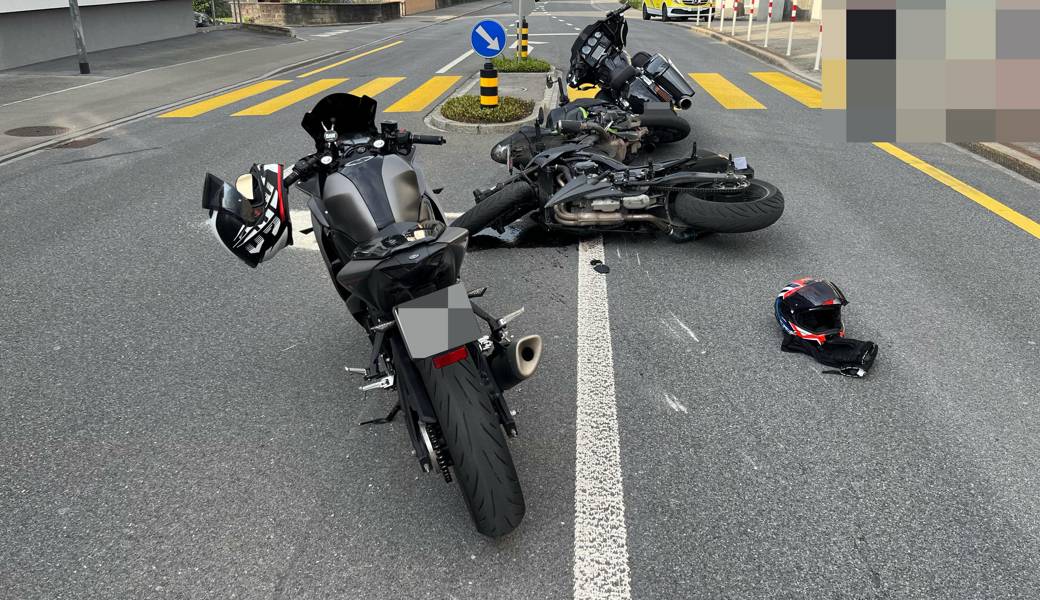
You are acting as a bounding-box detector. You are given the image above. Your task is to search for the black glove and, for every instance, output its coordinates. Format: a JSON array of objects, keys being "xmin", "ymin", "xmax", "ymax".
[{"xmin": 781, "ymin": 334, "xmax": 878, "ymax": 378}]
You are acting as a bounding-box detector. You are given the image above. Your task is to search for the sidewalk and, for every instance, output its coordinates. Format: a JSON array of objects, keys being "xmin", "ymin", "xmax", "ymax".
[
  {"xmin": 0, "ymin": 27, "xmax": 323, "ymax": 161},
  {"xmin": 678, "ymin": 17, "xmax": 821, "ymax": 82},
  {"xmin": 0, "ymin": 0, "xmax": 505, "ymax": 163}
]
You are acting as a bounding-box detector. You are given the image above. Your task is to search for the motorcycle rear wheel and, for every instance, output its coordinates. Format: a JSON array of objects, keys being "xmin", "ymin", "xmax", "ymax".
[
  {"xmin": 451, "ymin": 181, "xmax": 538, "ymax": 235},
  {"xmin": 673, "ymin": 179, "xmax": 784, "ymax": 233},
  {"xmin": 418, "ymin": 355, "xmax": 526, "ymax": 537}
]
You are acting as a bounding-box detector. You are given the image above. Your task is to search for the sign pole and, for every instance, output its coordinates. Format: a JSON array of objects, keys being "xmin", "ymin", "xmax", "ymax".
[
  {"xmin": 786, "ymin": 2, "xmax": 797, "ymax": 56},
  {"xmin": 764, "ymin": 0, "xmax": 772, "ymax": 47},
  {"xmin": 718, "ymin": 0, "xmax": 726, "ymax": 31},
  {"xmin": 813, "ymin": 22, "xmax": 822, "ymax": 71},
  {"xmin": 67, "ymin": 0, "xmax": 90, "ymax": 74},
  {"xmin": 746, "ymin": 0, "xmax": 754, "ymax": 41},
  {"xmin": 731, "ymin": 1, "xmax": 738, "ymax": 35}
]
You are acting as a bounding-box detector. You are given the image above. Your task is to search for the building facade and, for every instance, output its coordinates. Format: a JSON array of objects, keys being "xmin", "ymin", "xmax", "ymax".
[{"xmin": 0, "ymin": 0, "xmax": 195, "ymax": 70}]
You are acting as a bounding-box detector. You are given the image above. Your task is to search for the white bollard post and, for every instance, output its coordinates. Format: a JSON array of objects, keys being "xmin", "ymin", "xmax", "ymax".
[
  {"xmin": 731, "ymin": 0, "xmax": 738, "ymax": 34},
  {"xmin": 764, "ymin": 0, "xmax": 773, "ymax": 47},
  {"xmin": 813, "ymin": 22, "xmax": 822, "ymax": 71},
  {"xmin": 718, "ymin": 0, "xmax": 727, "ymax": 30},
  {"xmin": 786, "ymin": 1, "xmax": 797, "ymax": 56},
  {"xmin": 746, "ymin": 0, "xmax": 755, "ymax": 41}
]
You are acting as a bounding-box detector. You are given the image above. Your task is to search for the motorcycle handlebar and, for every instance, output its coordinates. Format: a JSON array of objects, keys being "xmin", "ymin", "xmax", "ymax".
[
  {"xmin": 608, "ymin": 4, "xmax": 630, "ymax": 17},
  {"xmin": 410, "ymin": 133, "xmax": 446, "ymax": 145},
  {"xmin": 283, "ymin": 154, "xmax": 320, "ymax": 187}
]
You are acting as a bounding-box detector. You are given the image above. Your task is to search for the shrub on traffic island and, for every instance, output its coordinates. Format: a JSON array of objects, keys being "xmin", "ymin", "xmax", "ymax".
[{"xmin": 440, "ymin": 95, "xmax": 535, "ymax": 124}]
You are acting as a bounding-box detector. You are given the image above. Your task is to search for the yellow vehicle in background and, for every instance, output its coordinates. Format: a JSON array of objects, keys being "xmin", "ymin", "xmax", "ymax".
[{"xmin": 641, "ymin": 0, "xmax": 714, "ymax": 21}]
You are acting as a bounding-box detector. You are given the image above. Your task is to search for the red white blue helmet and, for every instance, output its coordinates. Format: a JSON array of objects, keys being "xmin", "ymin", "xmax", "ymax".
[{"xmin": 775, "ymin": 278, "xmax": 848, "ymax": 344}]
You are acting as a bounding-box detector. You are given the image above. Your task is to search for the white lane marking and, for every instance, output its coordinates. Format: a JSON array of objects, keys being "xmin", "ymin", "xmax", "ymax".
[
  {"xmin": 437, "ymin": 49, "xmax": 476, "ymax": 73},
  {"xmin": 312, "ymin": 29, "xmax": 352, "ymax": 38},
  {"xmin": 574, "ymin": 27, "xmax": 581, "ymax": 31},
  {"xmin": 669, "ymin": 313, "xmax": 700, "ymax": 343},
  {"xmin": 663, "ymin": 393, "xmax": 689, "ymax": 414},
  {"xmin": 574, "ymin": 236, "xmax": 632, "ymax": 600}
]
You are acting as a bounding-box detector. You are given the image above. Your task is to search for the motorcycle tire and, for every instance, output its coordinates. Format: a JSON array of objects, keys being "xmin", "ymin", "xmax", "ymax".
[
  {"xmin": 451, "ymin": 181, "xmax": 538, "ymax": 235},
  {"xmin": 673, "ymin": 179, "xmax": 784, "ymax": 234},
  {"xmin": 418, "ymin": 355, "xmax": 525, "ymax": 538},
  {"xmin": 639, "ymin": 110, "xmax": 691, "ymax": 144}
]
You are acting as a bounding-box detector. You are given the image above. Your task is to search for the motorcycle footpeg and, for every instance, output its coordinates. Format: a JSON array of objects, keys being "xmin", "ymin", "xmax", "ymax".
[{"xmin": 359, "ymin": 374, "xmax": 395, "ymax": 391}]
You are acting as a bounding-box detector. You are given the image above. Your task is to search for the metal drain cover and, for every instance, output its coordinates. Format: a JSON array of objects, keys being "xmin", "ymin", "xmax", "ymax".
[
  {"xmin": 54, "ymin": 137, "xmax": 105, "ymax": 149},
  {"xmin": 4, "ymin": 125, "xmax": 70, "ymax": 137}
]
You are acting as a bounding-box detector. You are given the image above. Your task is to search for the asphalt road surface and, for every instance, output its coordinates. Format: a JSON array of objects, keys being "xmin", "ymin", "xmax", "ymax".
[{"xmin": 2, "ymin": 1, "xmax": 1040, "ymax": 598}]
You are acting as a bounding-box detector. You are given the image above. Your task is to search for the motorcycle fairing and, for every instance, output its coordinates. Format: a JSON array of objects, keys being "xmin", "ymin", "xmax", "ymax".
[{"xmin": 393, "ymin": 283, "xmax": 482, "ymax": 360}]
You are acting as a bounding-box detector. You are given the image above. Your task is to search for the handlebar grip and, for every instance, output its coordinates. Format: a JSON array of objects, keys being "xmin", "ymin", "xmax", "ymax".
[
  {"xmin": 559, "ymin": 120, "xmax": 582, "ymax": 134},
  {"xmin": 284, "ymin": 155, "xmax": 318, "ymax": 187},
  {"xmin": 410, "ymin": 134, "xmax": 446, "ymax": 145}
]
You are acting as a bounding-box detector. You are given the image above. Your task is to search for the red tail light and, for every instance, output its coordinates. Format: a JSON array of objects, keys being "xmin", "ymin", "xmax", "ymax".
[{"xmin": 432, "ymin": 346, "xmax": 468, "ymax": 369}]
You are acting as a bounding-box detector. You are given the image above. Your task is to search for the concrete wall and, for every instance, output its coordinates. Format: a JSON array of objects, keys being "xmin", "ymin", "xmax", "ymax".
[
  {"xmin": 0, "ymin": 0, "xmax": 194, "ymax": 70},
  {"xmin": 237, "ymin": 1, "xmax": 403, "ymax": 25}
]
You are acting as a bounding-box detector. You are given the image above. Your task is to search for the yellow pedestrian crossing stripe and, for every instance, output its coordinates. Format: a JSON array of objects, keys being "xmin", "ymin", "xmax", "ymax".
[
  {"xmin": 750, "ymin": 72, "xmax": 822, "ymax": 109},
  {"xmin": 158, "ymin": 80, "xmax": 290, "ymax": 118},
  {"xmin": 689, "ymin": 73, "xmax": 765, "ymax": 110},
  {"xmin": 349, "ymin": 76, "xmax": 405, "ymax": 98},
  {"xmin": 383, "ymin": 76, "xmax": 461, "ymax": 113},
  {"xmin": 298, "ymin": 41, "xmax": 404, "ymax": 78},
  {"xmin": 157, "ymin": 71, "xmax": 823, "ymax": 121},
  {"xmin": 232, "ymin": 78, "xmax": 347, "ymax": 116}
]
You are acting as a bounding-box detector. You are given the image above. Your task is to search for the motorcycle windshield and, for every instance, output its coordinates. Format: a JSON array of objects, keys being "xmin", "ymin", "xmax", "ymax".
[{"xmin": 301, "ymin": 93, "xmax": 378, "ymax": 149}]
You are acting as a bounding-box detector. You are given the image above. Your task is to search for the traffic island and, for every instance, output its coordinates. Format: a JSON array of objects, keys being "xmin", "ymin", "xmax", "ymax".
[{"xmin": 428, "ymin": 70, "xmax": 558, "ymax": 134}]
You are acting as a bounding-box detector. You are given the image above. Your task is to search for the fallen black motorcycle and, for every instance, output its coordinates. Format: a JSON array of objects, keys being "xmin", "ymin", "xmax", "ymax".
[
  {"xmin": 202, "ymin": 93, "xmax": 543, "ymax": 537},
  {"xmin": 455, "ymin": 122, "xmax": 784, "ymax": 240},
  {"xmin": 568, "ymin": 4, "xmax": 696, "ymax": 144}
]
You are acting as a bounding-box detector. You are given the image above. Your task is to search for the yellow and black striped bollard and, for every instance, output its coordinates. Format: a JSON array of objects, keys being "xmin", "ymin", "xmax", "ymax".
[
  {"xmin": 519, "ymin": 18, "xmax": 529, "ymax": 59},
  {"xmin": 480, "ymin": 61, "xmax": 498, "ymax": 109}
]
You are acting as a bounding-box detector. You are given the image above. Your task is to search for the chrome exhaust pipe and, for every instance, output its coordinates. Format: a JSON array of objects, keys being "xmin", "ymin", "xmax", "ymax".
[
  {"xmin": 677, "ymin": 96, "xmax": 693, "ymax": 110},
  {"xmin": 489, "ymin": 334, "xmax": 543, "ymax": 390}
]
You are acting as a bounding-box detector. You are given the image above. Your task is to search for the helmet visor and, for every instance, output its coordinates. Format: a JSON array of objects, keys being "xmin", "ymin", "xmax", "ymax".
[
  {"xmin": 796, "ymin": 280, "xmax": 847, "ymax": 306},
  {"xmin": 797, "ymin": 306, "xmax": 843, "ymax": 334}
]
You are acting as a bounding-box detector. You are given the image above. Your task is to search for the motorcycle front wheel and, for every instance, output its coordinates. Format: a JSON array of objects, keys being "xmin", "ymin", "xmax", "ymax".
[
  {"xmin": 451, "ymin": 181, "xmax": 538, "ymax": 235},
  {"xmin": 418, "ymin": 354, "xmax": 526, "ymax": 537},
  {"xmin": 673, "ymin": 179, "xmax": 785, "ymax": 233}
]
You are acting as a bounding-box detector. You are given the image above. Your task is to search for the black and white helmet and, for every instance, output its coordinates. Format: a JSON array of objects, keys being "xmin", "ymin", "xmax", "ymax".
[{"xmin": 202, "ymin": 163, "xmax": 292, "ymax": 268}]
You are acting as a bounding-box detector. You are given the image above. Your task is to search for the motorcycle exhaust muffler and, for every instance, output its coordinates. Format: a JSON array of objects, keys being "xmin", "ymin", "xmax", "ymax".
[
  {"xmin": 489, "ymin": 334, "xmax": 543, "ymax": 391},
  {"xmin": 677, "ymin": 96, "xmax": 693, "ymax": 110}
]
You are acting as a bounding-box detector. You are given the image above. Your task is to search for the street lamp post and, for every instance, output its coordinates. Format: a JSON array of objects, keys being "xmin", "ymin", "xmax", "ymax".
[{"xmin": 67, "ymin": 0, "xmax": 90, "ymax": 74}]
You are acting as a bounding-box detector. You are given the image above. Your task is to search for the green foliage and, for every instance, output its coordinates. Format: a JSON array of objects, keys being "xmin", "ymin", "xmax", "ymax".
[
  {"xmin": 440, "ymin": 95, "xmax": 535, "ymax": 124},
  {"xmin": 491, "ymin": 55, "xmax": 552, "ymax": 73},
  {"xmin": 626, "ymin": 0, "xmax": 641, "ymax": 8},
  {"xmin": 192, "ymin": 0, "xmax": 232, "ymax": 18}
]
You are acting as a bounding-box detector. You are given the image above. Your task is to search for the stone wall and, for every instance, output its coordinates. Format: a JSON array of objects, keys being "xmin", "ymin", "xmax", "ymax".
[{"xmin": 237, "ymin": 1, "xmax": 403, "ymax": 25}]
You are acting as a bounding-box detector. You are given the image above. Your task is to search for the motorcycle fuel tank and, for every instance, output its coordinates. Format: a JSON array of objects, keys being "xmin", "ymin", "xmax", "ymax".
[{"xmin": 320, "ymin": 153, "xmax": 425, "ymax": 245}]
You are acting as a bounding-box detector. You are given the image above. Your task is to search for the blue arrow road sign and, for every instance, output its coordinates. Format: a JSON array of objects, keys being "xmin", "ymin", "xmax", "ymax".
[{"xmin": 471, "ymin": 20, "xmax": 507, "ymax": 59}]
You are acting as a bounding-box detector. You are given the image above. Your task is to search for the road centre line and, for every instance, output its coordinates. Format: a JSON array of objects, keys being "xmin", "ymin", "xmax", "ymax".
[
  {"xmin": 297, "ymin": 40, "xmax": 404, "ymax": 78},
  {"xmin": 437, "ymin": 49, "xmax": 475, "ymax": 74},
  {"xmin": 874, "ymin": 143, "xmax": 1040, "ymax": 240},
  {"xmin": 574, "ymin": 236, "xmax": 633, "ymax": 600}
]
